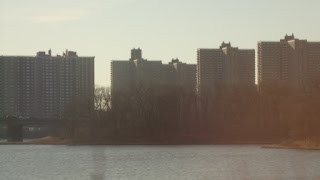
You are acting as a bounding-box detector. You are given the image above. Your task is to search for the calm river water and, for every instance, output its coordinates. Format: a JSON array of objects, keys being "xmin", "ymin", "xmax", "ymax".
[{"xmin": 0, "ymin": 145, "xmax": 319, "ymax": 180}]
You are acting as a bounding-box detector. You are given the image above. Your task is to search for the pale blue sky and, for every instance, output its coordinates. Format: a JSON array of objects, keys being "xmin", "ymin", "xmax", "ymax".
[{"xmin": 1, "ymin": 0, "xmax": 320, "ymax": 86}]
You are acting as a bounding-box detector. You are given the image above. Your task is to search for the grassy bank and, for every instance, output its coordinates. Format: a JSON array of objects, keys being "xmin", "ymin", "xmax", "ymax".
[
  {"xmin": 0, "ymin": 136, "xmax": 273, "ymax": 146},
  {"xmin": 0, "ymin": 136, "xmax": 71, "ymax": 145},
  {"xmin": 263, "ymin": 139, "xmax": 320, "ymax": 150}
]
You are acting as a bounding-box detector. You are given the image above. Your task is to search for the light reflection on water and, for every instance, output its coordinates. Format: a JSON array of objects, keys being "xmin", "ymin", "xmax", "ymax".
[{"xmin": 0, "ymin": 145, "xmax": 319, "ymax": 180}]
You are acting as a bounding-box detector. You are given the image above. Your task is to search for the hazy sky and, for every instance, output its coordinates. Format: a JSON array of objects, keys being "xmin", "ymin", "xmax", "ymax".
[{"xmin": 1, "ymin": 0, "xmax": 320, "ymax": 86}]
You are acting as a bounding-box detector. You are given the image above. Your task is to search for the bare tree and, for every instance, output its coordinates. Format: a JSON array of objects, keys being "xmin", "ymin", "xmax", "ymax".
[{"xmin": 95, "ymin": 86, "xmax": 111, "ymax": 112}]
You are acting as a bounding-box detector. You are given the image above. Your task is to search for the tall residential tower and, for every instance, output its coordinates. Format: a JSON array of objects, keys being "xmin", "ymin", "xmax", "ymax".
[
  {"xmin": 258, "ymin": 34, "xmax": 320, "ymax": 90},
  {"xmin": 0, "ymin": 50, "xmax": 94, "ymax": 119},
  {"xmin": 197, "ymin": 42, "xmax": 255, "ymax": 96}
]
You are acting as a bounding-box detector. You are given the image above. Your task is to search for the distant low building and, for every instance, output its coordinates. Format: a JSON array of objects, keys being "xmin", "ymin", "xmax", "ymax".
[
  {"xmin": 111, "ymin": 49, "xmax": 196, "ymax": 97},
  {"xmin": 163, "ymin": 58, "xmax": 196, "ymax": 93},
  {"xmin": 111, "ymin": 48, "xmax": 162, "ymax": 94},
  {"xmin": 0, "ymin": 50, "xmax": 94, "ymax": 119}
]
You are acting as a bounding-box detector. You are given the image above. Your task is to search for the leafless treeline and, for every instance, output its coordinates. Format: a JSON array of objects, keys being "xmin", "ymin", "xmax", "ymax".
[{"xmin": 59, "ymin": 83, "xmax": 320, "ymax": 144}]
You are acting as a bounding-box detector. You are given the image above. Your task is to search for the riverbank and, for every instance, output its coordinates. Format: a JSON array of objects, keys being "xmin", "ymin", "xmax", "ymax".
[
  {"xmin": 0, "ymin": 136, "xmax": 273, "ymax": 146},
  {"xmin": 0, "ymin": 136, "xmax": 71, "ymax": 145},
  {"xmin": 263, "ymin": 139, "xmax": 320, "ymax": 150},
  {"xmin": 2, "ymin": 136, "xmax": 320, "ymax": 150}
]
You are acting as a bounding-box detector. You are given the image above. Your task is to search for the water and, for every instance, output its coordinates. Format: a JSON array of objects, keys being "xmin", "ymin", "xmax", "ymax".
[{"xmin": 0, "ymin": 145, "xmax": 319, "ymax": 180}]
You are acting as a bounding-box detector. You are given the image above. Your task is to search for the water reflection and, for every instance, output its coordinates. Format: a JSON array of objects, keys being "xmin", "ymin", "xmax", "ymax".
[
  {"xmin": 0, "ymin": 145, "xmax": 319, "ymax": 180},
  {"xmin": 91, "ymin": 147, "xmax": 107, "ymax": 180}
]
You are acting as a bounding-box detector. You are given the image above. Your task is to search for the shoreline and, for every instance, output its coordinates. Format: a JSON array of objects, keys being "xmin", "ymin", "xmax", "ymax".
[
  {"xmin": 262, "ymin": 144, "xmax": 320, "ymax": 151},
  {"xmin": 0, "ymin": 136, "xmax": 274, "ymax": 146},
  {"xmin": 1, "ymin": 137, "xmax": 320, "ymax": 150},
  {"xmin": 262, "ymin": 139, "xmax": 320, "ymax": 151},
  {"xmin": 0, "ymin": 142, "xmax": 273, "ymax": 146}
]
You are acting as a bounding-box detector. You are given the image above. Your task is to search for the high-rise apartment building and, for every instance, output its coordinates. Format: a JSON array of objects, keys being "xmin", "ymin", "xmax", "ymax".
[
  {"xmin": 0, "ymin": 50, "xmax": 94, "ymax": 119},
  {"xmin": 258, "ymin": 34, "xmax": 320, "ymax": 90},
  {"xmin": 0, "ymin": 56, "xmax": 35, "ymax": 118},
  {"xmin": 197, "ymin": 42, "xmax": 255, "ymax": 96},
  {"xmin": 111, "ymin": 49, "xmax": 196, "ymax": 96}
]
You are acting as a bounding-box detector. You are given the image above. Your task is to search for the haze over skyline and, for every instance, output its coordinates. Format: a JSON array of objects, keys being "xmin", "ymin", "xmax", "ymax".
[{"xmin": 1, "ymin": 0, "xmax": 320, "ymax": 86}]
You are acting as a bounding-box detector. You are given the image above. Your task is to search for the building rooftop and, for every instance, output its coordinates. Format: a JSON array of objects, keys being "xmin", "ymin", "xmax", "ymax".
[
  {"xmin": 0, "ymin": 50, "xmax": 94, "ymax": 59},
  {"xmin": 220, "ymin": 41, "xmax": 232, "ymax": 49}
]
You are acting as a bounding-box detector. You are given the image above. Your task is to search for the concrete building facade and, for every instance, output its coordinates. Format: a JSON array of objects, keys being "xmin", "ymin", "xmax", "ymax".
[
  {"xmin": 197, "ymin": 42, "xmax": 255, "ymax": 96},
  {"xmin": 0, "ymin": 50, "xmax": 94, "ymax": 119},
  {"xmin": 258, "ymin": 34, "xmax": 320, "ymax": 90}
]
